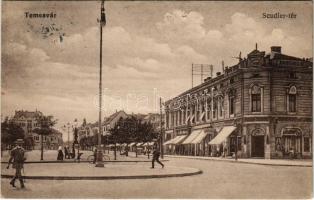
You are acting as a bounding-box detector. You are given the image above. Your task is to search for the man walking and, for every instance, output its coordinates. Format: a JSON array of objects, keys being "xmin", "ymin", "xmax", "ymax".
[
  {"xmin": 151, "ymin": 148, "xmax": 164, "ymax": 169},
  {"xmin": 6, "ymin": 139, "xmax": 26, "ymax": 188}
]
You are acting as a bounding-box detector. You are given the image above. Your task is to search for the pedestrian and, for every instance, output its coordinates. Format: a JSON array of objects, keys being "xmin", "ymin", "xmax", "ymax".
[
  {"xmin": 93, "ymin": 146, "xmax": 97, "ymax": 164},
  {"xmin": 6, "ymin": 139, "xmax": 26, "ymax": 188},
  {"xmin": 57, "ymin": 146, "xmax": 64, "ymax": 161},
  {"xmin": 72, "ymin": 145, "xmax": 76, "ymax": 159},
  {"xmin": 151, "ymin": 148, "xmax": 164, "ymax": 169},
  {"xmin": 64, "ymin": 146, "xmax": 69, "ymax": 159}
]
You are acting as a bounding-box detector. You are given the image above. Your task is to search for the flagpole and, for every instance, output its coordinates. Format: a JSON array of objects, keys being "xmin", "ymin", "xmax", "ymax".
[{"xmin": 96, "ymin": 0, "xmax": 105, "ymax": 167}]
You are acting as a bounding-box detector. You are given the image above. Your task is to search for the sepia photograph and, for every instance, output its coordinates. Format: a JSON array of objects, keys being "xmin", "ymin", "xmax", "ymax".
[{"xmin": 1, "ymin": 0, "xmax": 313, "ymax": 199}]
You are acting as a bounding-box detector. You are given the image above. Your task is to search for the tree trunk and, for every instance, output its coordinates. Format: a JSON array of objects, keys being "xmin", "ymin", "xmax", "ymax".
[{"xmin": 41, "ymin": 134, "xmax": 44, "ymax": 160}]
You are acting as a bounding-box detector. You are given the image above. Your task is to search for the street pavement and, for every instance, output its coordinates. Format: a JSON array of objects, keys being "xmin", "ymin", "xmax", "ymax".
[
  {"xmin": 165, "ymin": 155, "xmax": 313, "ymax": 167},
  {"xmin": 1, "ymin": 151, "xmax": 312, "ymax": 199}
]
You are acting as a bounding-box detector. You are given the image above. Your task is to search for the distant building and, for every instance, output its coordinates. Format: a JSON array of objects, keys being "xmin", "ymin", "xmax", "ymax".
[
  {"xmin": 164, "ymin": 46, "xmax": 312, "ymax": 159},
  {"xmin": 143, "ymin": 113, "xmax": 164, "ymax": 132},
  {"xmin": 103, "ymin": 110, "xmax": 129, "ymax": 135},
  {"xmin": 78, "ymin": 110, "xmax": 129, "ymax": 140},
  {"xmin": 12, "ymin": 110, "xmax": 63, "ymax": 150}
]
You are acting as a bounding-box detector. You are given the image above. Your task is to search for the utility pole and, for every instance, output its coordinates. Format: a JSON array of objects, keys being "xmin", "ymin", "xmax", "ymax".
[
  {"xmin": 96, "ymin": 0, "xmax": 106, "ymax": 167},
  {"xmin": 160, "ymin": 97, "xmax": 164, "ymax": 159}
]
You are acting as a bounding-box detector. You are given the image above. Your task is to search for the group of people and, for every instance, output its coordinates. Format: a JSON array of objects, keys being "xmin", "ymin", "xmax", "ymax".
[
  {"xmin": 57, "ymin": 145, "xmax": 77, "ymax": 161},
  {"xmin": 5, "ymin": 139, "xmax": 164, "ymax": 189}
]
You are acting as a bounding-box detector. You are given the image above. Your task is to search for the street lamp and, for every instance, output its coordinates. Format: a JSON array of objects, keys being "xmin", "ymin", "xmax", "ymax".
[{"xmin": 95, "ymin": 0, "xmax": 106, "ymax": 168}]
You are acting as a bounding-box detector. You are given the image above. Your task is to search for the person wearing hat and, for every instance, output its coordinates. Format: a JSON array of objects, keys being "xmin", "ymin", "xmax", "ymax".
[
  {"xmin": 6, "ymin": 139, "xmax": 26, "ymax": 188},
  {"xmin": 151, "ymin": 147, "xmax": 164, "ymax": 169}
]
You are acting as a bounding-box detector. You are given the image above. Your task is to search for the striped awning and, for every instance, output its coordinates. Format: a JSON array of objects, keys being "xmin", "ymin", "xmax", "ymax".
[
  {"xmin": 172, "ymin": 135, "xmax": 187, "ymax": 144},
  {"xmin": 191, "ymin": 130, "xmax": 207, "ymax": 144},
  {"xmin": 209, "ymin": 126, "xmax": 237, "ymax": 145},
  {"xmin": 164, "ymin": 138, "xmax": 175, "ymax": 145},
  {"xmin": 182, "ymin": 130, "xmax": 201, "ymax": 144}
]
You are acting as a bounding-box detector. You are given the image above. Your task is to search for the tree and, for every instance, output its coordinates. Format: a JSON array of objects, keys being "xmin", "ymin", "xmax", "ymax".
[
  {"xmin": 24, "ymin": 136, "xmax": 35, "ymax": 150},
  {"xmin": 1, "ymin": 119, "xmax": 25, "ymax": 148},
  {"xmin": 33, "ymin": 115, "xmax": 57, "ymax": 160}
]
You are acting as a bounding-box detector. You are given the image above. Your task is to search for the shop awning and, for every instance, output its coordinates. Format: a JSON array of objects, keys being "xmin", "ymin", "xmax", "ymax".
[
  {"xmin": 129, "ymin": 142, "xmax": 136, "ymax": 147},
  {"xmin": 136, "ymin": 142, "xmax": 144, "ymax": 147},
  {"xmin": 182, "ymin": 130, "xmax": 201, "ymax": 144},
  {"xmin": 208, "ymin": 126, "xmax": 237, "ymax": 145},
  {"xmin": 147, "ymin": 142, "xmax": 155, "ymax": 146},
  {"xmin": 163, "ymin": 138, "xmax": 175, "ymax": 145},
  {"xmin": 172, "ymin": 135, "xmax": 187, "ymax": 145},
  {"xmin": 191, "ymin": 130, "xmax": 207, "ymax": 144},
  {"xmin": 163, "ymin": 135, "xmax": 186, "ymax": 145}
]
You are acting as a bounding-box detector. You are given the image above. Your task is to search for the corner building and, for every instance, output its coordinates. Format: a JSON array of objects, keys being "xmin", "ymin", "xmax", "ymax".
[{"xmin": 164, "ymin": 46, "xmax": 312, "ymax": 159}]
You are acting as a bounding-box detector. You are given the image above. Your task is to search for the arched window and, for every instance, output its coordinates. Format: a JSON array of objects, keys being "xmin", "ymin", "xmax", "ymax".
[
  {"xmin": 288, "ymin": 86, "xmax": 297, "ymax": 112},
  {"xmin": 251, "ymin": 85, "xmax": 261, "ymax": 112}
]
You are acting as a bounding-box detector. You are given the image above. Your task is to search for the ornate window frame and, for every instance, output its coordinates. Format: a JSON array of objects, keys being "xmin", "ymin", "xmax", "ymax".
[{"xmin": 249, "ymin": 83, "xmax": 264, "ymax": 113}]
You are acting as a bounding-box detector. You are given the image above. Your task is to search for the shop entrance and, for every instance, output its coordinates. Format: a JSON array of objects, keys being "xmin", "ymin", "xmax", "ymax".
[{"xmin": 251, "ymin": 135, "xmax": 264, "ymax": 157}]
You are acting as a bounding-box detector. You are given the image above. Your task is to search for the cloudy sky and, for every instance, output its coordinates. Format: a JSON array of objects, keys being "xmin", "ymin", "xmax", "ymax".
[{"xmin": 1, "ymin": 1, "xmax": 312, "ymax": 137}]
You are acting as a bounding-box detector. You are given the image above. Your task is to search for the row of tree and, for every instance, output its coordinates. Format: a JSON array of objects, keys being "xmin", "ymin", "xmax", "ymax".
[
  {"xmin": 79, "ymin": 116, "xmax": 159, "ymax": 150},
  {"xmin": 1, "ymin": 115, "xmax": 57, "ymax": 160}
]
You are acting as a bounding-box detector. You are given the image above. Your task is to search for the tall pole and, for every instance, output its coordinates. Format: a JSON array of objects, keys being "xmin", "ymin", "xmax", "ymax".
[
  {"xmin": 96, "ymin": 0, "xmax": 105, "ymax": 167},
  {"xmin": 160, "ymin": 98, "xmax": 164, "ymax": 159}
]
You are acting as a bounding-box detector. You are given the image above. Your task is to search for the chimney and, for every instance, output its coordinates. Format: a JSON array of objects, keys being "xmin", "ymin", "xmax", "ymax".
[
  {"xmin": 222, "ymin": 61, "xmax": 225, "ymax": 73},
  {"xmin": 216, "ymin": 72, "xmax": 221, "ymax": 76},
  {"xmin": 271, "ymin": 46, "xmax": 281, "ymax": 54}
]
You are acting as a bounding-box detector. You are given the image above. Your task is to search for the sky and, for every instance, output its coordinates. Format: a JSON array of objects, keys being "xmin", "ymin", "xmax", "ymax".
[{"xmin": 1, "ymin": 1, "xmax": 313, "ymax": 139}]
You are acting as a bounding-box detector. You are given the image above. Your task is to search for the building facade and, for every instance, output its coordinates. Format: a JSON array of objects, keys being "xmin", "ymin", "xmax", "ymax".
[
  {"xmin": 12, "ymin": 110, "xmax": 63, "ymax": 150},
  {"xmin": 164, "ymin": 46, "xmax": 312, "ymax": 159}
]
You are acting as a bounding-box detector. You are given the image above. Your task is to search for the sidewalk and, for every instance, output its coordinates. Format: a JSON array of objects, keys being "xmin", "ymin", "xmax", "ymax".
[
  {"xmin": 1, "ymin": 162, "xmax": 201, "ymax": 180},
  {"xmin": 165, "ymin": 155, "xmax": 312, "ymax": 167}
]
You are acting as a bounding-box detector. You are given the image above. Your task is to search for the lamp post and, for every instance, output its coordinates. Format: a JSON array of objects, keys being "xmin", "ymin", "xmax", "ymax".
[
  {"xmin": 95, "ymin": 0, "xmax": 106, "ymax": 167},
  {"xmin": 73, "ymin": 119, "xmax": 79, "ymax": 160}
]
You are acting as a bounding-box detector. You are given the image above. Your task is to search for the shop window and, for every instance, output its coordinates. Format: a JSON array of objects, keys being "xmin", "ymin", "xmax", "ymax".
[
  {"xmin": 304, "ymin": 137, "xmax": 310, "ymax": 152},
  {"xmin": 237, "ymin": 137, "xmax": 242, "ymax": 150},
  {"xmin": 275, "ymin": 137, "xmax": 282, "ymax": 151}
]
